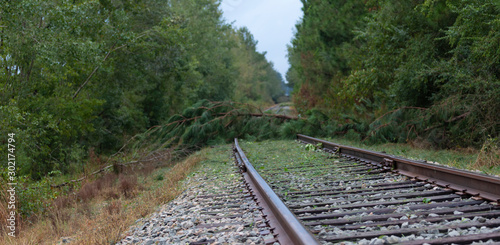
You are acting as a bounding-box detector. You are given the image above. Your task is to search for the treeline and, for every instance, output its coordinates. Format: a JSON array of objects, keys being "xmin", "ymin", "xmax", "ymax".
[
  {"xmin": 287, "ymin": 0, "xmax": 499, "ymax": 148},
  {"xmin": 0, "ymin": 0, "xmax": 285, "ymax": 179}
]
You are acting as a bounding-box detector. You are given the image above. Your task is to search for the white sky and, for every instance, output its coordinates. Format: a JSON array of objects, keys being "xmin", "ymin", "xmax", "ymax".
[{"xmin": 220, "ymin": 0, "xmax": 303, "ymax": 83}]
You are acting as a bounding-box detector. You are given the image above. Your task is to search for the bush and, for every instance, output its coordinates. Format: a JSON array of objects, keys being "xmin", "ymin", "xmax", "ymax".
[
  {"xmin": 118, "ymin": 175, "xmax": 137, "ymax": 198},
  {"xmin": 473, "ymin": 137, "xmax": 500, "ymax": 169}
]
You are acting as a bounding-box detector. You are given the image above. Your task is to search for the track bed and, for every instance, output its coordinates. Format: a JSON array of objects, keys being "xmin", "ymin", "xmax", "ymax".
[{"xmin": 237, "ymin": 138, "xmax": 500, "ymax": 245}]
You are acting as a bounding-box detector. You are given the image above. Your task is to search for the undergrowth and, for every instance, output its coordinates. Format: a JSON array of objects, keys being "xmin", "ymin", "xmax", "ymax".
[
  {"xmin": 473, "ymin": 137, "xmax": 500, "ymax": 171},
  {"xmin": 325, "ymin": 136, "xmax": 500, "ymax": 176},
  {"xmin": 139, "ymin": 99, "xmax": 498, "ymax": 154},
  {"xmin": 0, "ymin": 119, "xmax": 199, "ymax": 244},
  {"xmin": 0, "ymin": 147, "xmax": 204, "ymax": 244},
  {"xmin": 135, "ymin": 100, "xmax": 339, "ymax": 150},
  {"xmin": 133, "ymin": 99, "xmax": 498, "ymax": 172}
]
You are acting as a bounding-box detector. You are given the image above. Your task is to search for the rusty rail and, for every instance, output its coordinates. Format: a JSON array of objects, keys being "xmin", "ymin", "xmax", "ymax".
[
  {"xmin": 233, "ymin": 139, "xmax": 320, "ymax": 245},
  {"xmin": 297, "ymin": 134, "xmax": 500, "ymax": 203}
]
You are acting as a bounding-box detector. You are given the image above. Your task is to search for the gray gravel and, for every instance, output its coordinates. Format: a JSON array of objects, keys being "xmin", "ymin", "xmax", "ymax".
[
  {"xmin": 116, "ymin": 152, "xmax": 273, "ymax": 245},
  {"xmin": 253, "ymin": 142, "xmax": 500, "ymax": 245}
]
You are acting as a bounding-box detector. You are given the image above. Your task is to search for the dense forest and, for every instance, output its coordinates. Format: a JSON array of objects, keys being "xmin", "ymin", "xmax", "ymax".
[
  {"xmin": 0, "ymin": 0, "xmax": 286, "ymax": 180},
  {"xmin": 287, "ymin": 0, "xmax": 499, "ymax": 148},
  {"xmin": 1, "ymin": 0, "xmax": 499, "ymax": 187}
]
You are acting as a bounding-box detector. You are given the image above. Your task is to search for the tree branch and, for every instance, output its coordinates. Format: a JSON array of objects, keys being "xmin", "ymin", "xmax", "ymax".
[
  {"xmin": 72, "ymin": 42, "xmax": 126, "ymax": 99},
  {"xmin": 372, "ymin": 106, "xmax": 428, "ymax": 123},
  {"xmin": 424, "ymin": 111, "xmax": 471, "ymax": 132}
]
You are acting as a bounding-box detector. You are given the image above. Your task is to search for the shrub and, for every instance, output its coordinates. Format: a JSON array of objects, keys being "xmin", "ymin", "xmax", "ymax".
[
  {"xmin": 77, "ymin": 182, "xmax": 97, "ymax": 202},
  {"xmin": 118, "ymin": 175, "xmax": 137, "ymax": 198},
  {"xmin": 473, "ymin": 137, "xmax": 500, "ymax": 169},
  {"xmin": 105, "ymin": 200, "xmax": 121, "ymax": 215}
]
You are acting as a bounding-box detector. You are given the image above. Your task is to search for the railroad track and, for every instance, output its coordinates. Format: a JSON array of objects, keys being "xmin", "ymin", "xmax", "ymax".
[{"xmin": 233, "ymin": 135, "xmax": 500, "ymax": 245}]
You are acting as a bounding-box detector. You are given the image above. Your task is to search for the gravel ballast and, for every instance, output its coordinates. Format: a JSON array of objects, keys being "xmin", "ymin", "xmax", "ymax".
[
  {"xmin": 116, "ymin": 145, "xmax": 273, "ymax": 245},
  {"xmin": 240, "ymin": 140, "xmax": 500, "ymax": 245}
]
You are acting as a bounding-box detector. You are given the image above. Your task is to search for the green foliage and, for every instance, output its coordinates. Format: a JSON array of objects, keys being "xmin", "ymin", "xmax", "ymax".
[
  {"xmin": 305, "ymin": 143, "xmax": 323, "ymax": 152},
  {"xmin": 287, "ymin": 0, "xmax": 368, "ymax": 113},
  {"xmin": 133, "ymin": 100, "xmax": 337, "ymax": 150},
  {"xmin": 148, "ymin": 100, "xmax": 280, "ymax": 148},
  {"xmin": 0, "ymin": 0, "xmax": 286, "ymax": 180},
  {"xmin": 287, "ymin": 0, "xmax": 500, "ymax": 148},
  {"xmin": 5, "ymin": 174, "xmax": 67, "ymax": 219},
  {"xmin": 473, "ymin": 136, "xmax": 500, "ymax": 169},
  {"xmin": 345, "ymin": 129, "xmax": 362, "ymax": 142},
  {"xmin": 231, "ymin": 27, "xmax": 286, "ymax": 105},
  {"xmin": 155, "ymin": 174, "xmax": 164, "ymax": 181},
  {"xmin": 305, "ymin": 144, "xmax": 315, "ymax": 152},
  {"xmin": 422, "ymin": 197, "xmax": 431, "ymax": 204}
]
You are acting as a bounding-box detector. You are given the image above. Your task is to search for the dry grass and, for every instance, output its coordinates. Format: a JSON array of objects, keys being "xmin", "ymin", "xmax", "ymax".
[
  {"xmin": 0, "ymin": 183, "xmax": 9, "ymax": 235},
  {"xmin": 118, "ymin": 174, "xmax": 138, "ymax": 198},
  {"xmin": 77, "ymin": 182, "xmax": 98, "ymax": 202},
  {"xmin": 473, "ymin": 138, "xmax": 500, "ymax": 169},
  {"xmin": 0, "ymin": 151, "xmax": 205, "ymax": 245},
  {"xmin": 408, "ymin": 137, "xmax": 433, "ymax": 150}
]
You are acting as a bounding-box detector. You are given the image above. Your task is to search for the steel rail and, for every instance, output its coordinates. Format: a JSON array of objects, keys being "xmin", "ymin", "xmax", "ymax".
[
  {"xmin": 297, "ymin": 134, "xmax": 500, "ymax": 203},
  {"xmin": 233, "ymin": 138, "xmax": 320, "ymax": 245}
]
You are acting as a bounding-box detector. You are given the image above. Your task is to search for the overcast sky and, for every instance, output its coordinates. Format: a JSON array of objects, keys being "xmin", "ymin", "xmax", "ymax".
[{"xmin": 220, "ymin": 0, "xmax": 303, "ymax": 83}]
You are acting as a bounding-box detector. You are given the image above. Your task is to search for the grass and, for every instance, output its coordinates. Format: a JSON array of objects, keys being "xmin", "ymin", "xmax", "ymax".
[
  {"xmin": 240, "ymin": 136, "xmax": 498, "ymax": 177},
  {"xmin": 472, "ymin": 137, "xmax": 500, "ymax": 171},
  {"xmin": 0, "ymin": 149, "xmax": 206, "ymax": 244},
  {"xmin": 0, "ymin": 143, "xmax": 240, "ymax": 244},
  {"xmin": 240, "ymin": 140, "xmax": 332, "ymax": 176},
  {"xmin": 324, "ymin": 136, "xmax": 500, "ymax": 176}
]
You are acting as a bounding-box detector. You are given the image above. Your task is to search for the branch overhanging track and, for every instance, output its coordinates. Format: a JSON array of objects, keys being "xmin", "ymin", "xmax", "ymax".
[{"xmin": 234, "ymin": 135, "xmax": 500, "ymax": 244}]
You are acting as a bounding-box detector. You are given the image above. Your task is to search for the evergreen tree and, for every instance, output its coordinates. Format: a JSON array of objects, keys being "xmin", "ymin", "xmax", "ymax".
[
  {"xmin": 0, "ymin": 0, "xmax": 285, "ymax": 179},
  {"xmin": 287, "ymin": 0, "xmax": 499, "ymax": 147}
]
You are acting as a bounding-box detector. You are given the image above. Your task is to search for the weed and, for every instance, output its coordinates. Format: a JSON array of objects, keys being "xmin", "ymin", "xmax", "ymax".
[
  {"xmin": 0, "ymin": 187, "xmax": 8, "ymax": 234},
  {"xmin": 0, "ymin": 140, "xmax": 210, "ymax": 245},
  {"xmin": 105, "ymin": 200, "xmax": 122, "ymax": 215},
  {"xmin": 473, "ymin": 137, "xmax": 499, "ymax": 169},
  {"xmin": 77, "ymin": 182, "xmax": 97, "ymax": 202},
  {"xmin": 325, "ymin": 136, "xmax": 481, "ymax": 174},
  {"xmin": 77, "ymin": 202, "xmax": 92, "ymax": 217},
  {"xmin": 53, "ymin": 196, "xmax": 72, "ymax": 210},
  {"xmin": 305, "ymin": 143, "xmax": 316, "ymax": 151},
  {"xmin": 48, "ymin": 207, "xmax": 70, "ymax": 235},
  {"xmin": 104, "ymin": 189, "xmax": 120, "ymax": 200},
  {"xmin": 95, "ymin": 173, "xmax": 116, "ymax": 191},
  {"xmin": 119, "ymin": 175, "xmax": 138, "ymax": 198}
]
